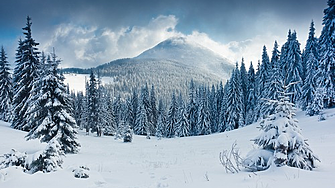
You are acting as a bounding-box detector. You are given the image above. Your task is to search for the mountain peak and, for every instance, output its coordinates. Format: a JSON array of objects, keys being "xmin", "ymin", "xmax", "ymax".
[{"xmin": 136, "ymin": 37, "xmax": 233, "ymax": 78}]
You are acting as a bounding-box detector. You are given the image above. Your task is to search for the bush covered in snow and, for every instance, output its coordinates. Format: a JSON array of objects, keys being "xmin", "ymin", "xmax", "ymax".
[
  {"xmin": 73, "ymin": 166, "xmax": 90, "ymax": 178},
  {"xmin": 29, "ymin": 139, "xmax": 64, "ymax": 173},
  {"xmin": 0, "ymin": 149, "xmax": 27, "ymax": 170},
  {"xmin": 123, "ymin": 126, "xmax": 133, "ymax": 143},
  {"xmin": 243, "ymin": 84, "xmax": 320, "ymax": 171}
]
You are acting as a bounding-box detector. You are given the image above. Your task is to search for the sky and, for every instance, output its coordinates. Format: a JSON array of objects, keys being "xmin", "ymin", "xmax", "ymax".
[{"xmin": 0, "ymin": 0, "xmax": 328, "ymax": 68}]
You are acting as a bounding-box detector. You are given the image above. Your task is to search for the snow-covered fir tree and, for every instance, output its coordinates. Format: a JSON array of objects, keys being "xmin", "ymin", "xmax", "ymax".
[
  {"xmin": 166, "ymin": 92, "xmax": 178, "ymax": 138},
  {"xmin": 225, "ymin": 64, "xmax": 244, "ymax": 131},
  {"xmin": 196, "ymin": 87, "xmax": 211, "ymax": 135},
  {"xmin": 239, "ymin": 58, "xmax": 248, "ymax": 119},
  {"xmin": 29, "ymin": 138, "xmax": 64, "ymax": 173},
  {"xmin": 301, "ymin": 21, "xmax": 320, "ymax": 110},
  {"xmin": 0, "ymin": 46, "xmax": 13, "ymax": 122},
  {"xmin": 149, "ymin": 85, "xmax": 158, "ymax": 135},
  {"xmin": 87, "ymin": 70, "xmax": 99, "ymax": 134},
  {"xmin": 245, "ymin": 62, "xmax": 257, "ymax": 125},
  {"xmin": 280, "ymin": 30, "xmax": 303, "ymax": 103},
  {"xmin": 26, "ymin": 51, "xmax": 80, "ymax": 153},
  {"xmin": 156, "ymin": 99, "xmax": 166, "ymax": 139},
  {"xmin": 306, "ymin": 87, "xmax": 325, "ymax": 116},
  {"xmin": 254, "ymin": 46, "xmax": 270, "ymax": 120},
  {"xmin": 218, "ymin": 81, "xmax": 229, "ymax": 131},
  {"xmin": 135, "ymin": 89, "xmax": 149, "ymax": 136},
  {"xmin": 176, "ymin": 93, "xmax": 190, "ymax": 137},
  {"xmin": 262, "ymin": 41, "xmax": 283, "ymax": 116},
  {"xmin": 318, "ymin": 0, "xmax": 335, "ymax": 108},
  {"xmin": 129, "ymin": 90, "xmax": 139, "ymax": 130},
  {"xmin": 73, "ymin": 91, "xmax": 85, "ymax": 130},
  {"xmin": 244, "ymin": 83, "xmax": 319, "ymax": 171},
  {"xmin": 187, "ymin": 79, "xmax": 198, "ymax": 136},
  {"xmin": 209, "ymin": 84, "xmax": 218, "ymax": 133},
  {"xmin": 12, "ymin": 16, "xmax": 41, "ymax": 131}
]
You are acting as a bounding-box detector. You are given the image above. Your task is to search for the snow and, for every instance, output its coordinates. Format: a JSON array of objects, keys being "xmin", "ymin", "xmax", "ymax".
[
  {"xmin": 1, "ymin": 109, "xmax": 335, "ymax": 187},
  {"xmin": 63, "ymin": 74, "xmax": 114, "ymax": 94}
]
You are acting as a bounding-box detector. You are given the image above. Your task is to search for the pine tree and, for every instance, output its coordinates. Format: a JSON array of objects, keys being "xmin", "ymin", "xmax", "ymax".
[
  {"xmin": 26, "ymin": 51, "xmax": 80, "ymax": 153},
  {"xmin": 150, "ymin": 85, "xmax": 158, "ymax": 135},
  {"xmin": 225, "ymin": 64, "xmax": 244, "ymax": 131},
  {"xmin": 0, "ymin": 46, "xmax": 13, "ymax": 122},
  {"xmin": 255, "ymin": 46, "xmax": 271, "ymax": 120},
  {"xmin": 209, "ymin": 85, "xmax": 218, "ymax": 133},
  {"xmin": 187, "ymin": 80, "xmax": 198, "ymax": 136},
  {"xmin": 129, "ymin": 90, "xmax": 138, "ymax": 130},
  {"xmin": 262, "ymin": 41, "xmax": 283, "ymax": 116},
  {"xmin": 87, "ymin": 70, "xmax": 99, "ymax": 133},
  {"xmin": 253, "ymin": 83, "xmax": 319, "ymax": 170},
  {"xmin": 280, "ymin": 30, "xmax": 303, "ymax": 103},
  {"xmin": 245, "ymin": 62, "xmax": 257, "ymax": 125},
  {"xmin": 166, "ymin": 92, "xmax": 178, "ymax": 138},
  {"xmin": 12, "ymin": 16, "xmax": 41, "ymax": 131},
  {"xmin": 318, "ymin": 0, "xmax": 335, "ymax": 108},
  {"xmin": 135, "ymin": 99, "xmax": 149, "ymax": 136},
  {"xmin": 29, "ymin": 138, "xmax": 64, "ymax": 173},
  {"xmin": 218, "ymin": 81, "xmax": 229, "ymax": 132},
  {"xmin": 240, "ymin": 58, "xmax": 248, "ymax": 119},
  {"xmin": 176, "ymin": 93, "xmax": 190, "ymax": 137},
  {"xmin": 301, "ymin": 21, "xmax": 319, "ymax": 111},
  {"xmin": 74, "ymin": 91, "xmax": 85, "ymax": 130},
  {"xmin": 196, "ymin": 87, "xmax": 211, "ymax": 135},
  {"xmin": 156, "ymin": 99, "xmax": 166, "ymax": 139},
  {"xmin": 306, "ymin": 87, "xmax": 325, "ymax": 116}
]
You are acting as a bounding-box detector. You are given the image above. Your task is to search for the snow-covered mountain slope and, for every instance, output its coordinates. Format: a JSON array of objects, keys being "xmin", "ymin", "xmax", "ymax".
[
  {"xmin": 63, "ymin": 37, "xmax": 234, "ymax": 97},
  {"xmin": 136, "ymin": 37, "xmax": 234, "ymax": 79},
  {"xmin": 1, "ymin": 109, "xmax": 335, "ymax": 188},
  {"xmin": 64, "ymin": 58, "xmax": 226, "ymax": 99}
]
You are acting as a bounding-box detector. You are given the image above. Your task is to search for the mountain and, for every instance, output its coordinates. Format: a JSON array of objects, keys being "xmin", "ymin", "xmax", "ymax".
[
  {"xmin": 136, "ymin": 37, "xmax": 233, "ymax": 79},
  {"xmin": 63, "ymin": 37, "xmax": 234, "ymax": 98}
]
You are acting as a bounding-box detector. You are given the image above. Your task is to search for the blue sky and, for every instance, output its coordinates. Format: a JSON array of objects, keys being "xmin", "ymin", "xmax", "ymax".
[{"xmin": 0, "ymin": 0, "xmax": 328, "ymax": 68}]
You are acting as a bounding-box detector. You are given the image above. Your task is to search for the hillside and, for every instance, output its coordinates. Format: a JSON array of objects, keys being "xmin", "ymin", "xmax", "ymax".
[
  {"xmin": 62, "ymin": 37, "xmax": 234, "ymax": 98},
  {"xmin": 0, "ymin": 109, "xmax": 334, "ymax": 188}
]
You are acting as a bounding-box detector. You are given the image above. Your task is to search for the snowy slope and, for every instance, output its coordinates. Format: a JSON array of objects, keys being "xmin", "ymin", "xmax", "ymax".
[
  {"xmin": 1, "ymin": 109, "xmax": 335, "ymax": 188},
  {"xmin": 64, "ymin": 73, "xmax": 114, "ymax": 94},
  {"xmin": 136, "ymin": 37, "xmax": 234, "ymax": 79}
]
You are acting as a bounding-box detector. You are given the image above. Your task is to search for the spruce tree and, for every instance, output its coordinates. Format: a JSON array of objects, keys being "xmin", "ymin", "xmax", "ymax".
[
  {"xmin": 245, "ymin": 83, "xmax": 319, "ymax": 171},
  {"xmin": 176, "ymin": 93, "xmax": 190, "ymax": 137},
  {"xmin": 245, "ymin": 62, "xmax": 257, "ymax": 125},
  {"xmin": 187, "ymin": 80, "xmax": 198, "ymax": 136},
  {"xmin": 150, "ymin": 85, "xmax": 158, "ymax": 135},
  {"xmin": 225, "ymin": 64, "xmax": 244, "ymax": 131},
  {"xmin": 0, "ymin": 46, "xmax": 13, "ymax": 122},
  {"xmin": 166, "ymin": 92, "xmax": 178, "ymax": 138},
  {"xmin": 262, "ymin": 41, "xmax": 283, "ymax": 116},
  {"xmin": 12, "ymin": 16, "xmax": 40, "ymax": 131},
  {"xmin": 196, "ymin": 87, "xmax": 211, "ymax": 135},
  {"xmin": 129, "ymin": 90, "xmax": 139, "ymax": 130},
  {"xmin": 318, "ymin": 0, "xmax": 335, "ymax": 108},
  {"xmin": 280, "ymin": 30, "xmax": 303, "ymax": 103},
  {"xmin": 26, "ymin": 51, "xmax": 80, "ymax": 153},
  {"xmin": 156, "ymin": 99, "xmax": 166, "ymax": 139},
  {"xmin": 240, "ymin": 58, "xmax": 248, "ymax": 119},
  {"xmin": 302, "ymin": 21, "xmax": 319, "ymax": 111},
  {"xmin": 87, "ymin": 70, "xmax": 99, "ymax": 133}
]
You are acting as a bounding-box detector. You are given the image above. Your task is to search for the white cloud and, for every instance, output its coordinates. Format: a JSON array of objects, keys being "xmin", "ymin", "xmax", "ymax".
[
  {"xmin": 185, "ymin": 31, "xmax": 287, "ymax": 68},
  {"xmin": 41, "ymin": 15, "xmax": 181, "ymax": 68},
  {"xmin": 41, "ymin": 14, "xmax": 296, "ymax": 69}
]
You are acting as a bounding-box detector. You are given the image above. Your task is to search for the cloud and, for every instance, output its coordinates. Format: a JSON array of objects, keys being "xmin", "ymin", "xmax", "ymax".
[
  {"xmin": 41, "ymin": 15, "xmax": 180, "ymax": 68},
  {"xmin": 40, "ymin": 13, "xmax": 311, "ymax": 69},
  {"xmin": 184, "ymin": 31, "xmax": 282, "ymax": 67}
]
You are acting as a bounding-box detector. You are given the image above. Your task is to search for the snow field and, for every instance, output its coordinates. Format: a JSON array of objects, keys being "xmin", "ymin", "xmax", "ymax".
[{"xmin": 0, "ymin": 109, "xmax": 335, "ymax": 188}]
